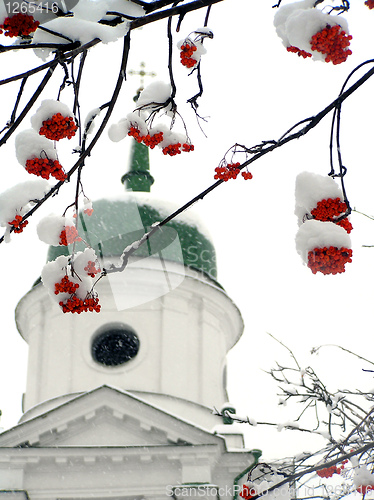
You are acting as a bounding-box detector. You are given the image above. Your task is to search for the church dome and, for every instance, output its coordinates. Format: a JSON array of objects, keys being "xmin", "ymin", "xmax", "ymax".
[{"xmin": 47, "ymin": 192, "xmax": 218, "ymax": 281}]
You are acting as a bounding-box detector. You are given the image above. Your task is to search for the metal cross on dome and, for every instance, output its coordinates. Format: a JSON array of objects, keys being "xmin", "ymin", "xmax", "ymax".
[{"xmin": 128, "ymin": 62, "xmax": 156, "ymax": 100}]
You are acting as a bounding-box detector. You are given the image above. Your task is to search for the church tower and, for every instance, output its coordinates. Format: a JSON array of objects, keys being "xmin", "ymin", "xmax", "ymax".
[{"xmin": 0, "ymin": 133, "xmax": 261, "ymax": 499}]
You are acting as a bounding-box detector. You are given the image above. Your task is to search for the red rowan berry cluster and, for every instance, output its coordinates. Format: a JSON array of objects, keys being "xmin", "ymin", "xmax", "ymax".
[
  {"xmin": 311, "ymin": 197, "xmax": 353, "ymax": 234},
  {"xmin": 0, "ymin": 13, "xmax": 39, "ymax": 37},
  {"xmin": 59, "ymin": 294, "xmax": 101, "ymax": 314},
  {"xmin": 180, "ymin": 42, "xmax": 198, "ymax": 68},
  {"xmin": 214, "ymin": 163, "xmax": 253, "ymax": 182},
  {"xmin": 162, "ymin": 142, "xmax": 195, "ymax": 156},
  {"xmin": 84, "ymin": 260, "xmax": 101, "ymax": 278},
  {"xmin": 242, "ymin": 171, "xmax": 253, "ymax": 180},
  {"xmin": 8, "ymin": 215, "xmax": 28, "ymax": 233},
  {"xmin": 59, "ymin": 226, "xmax": 82, "ymax": 246},
  {"xmin": 128, "ymin": 126, "xmax": 164, "ymax": 149},
  {"xmin": 365, "ymin": 0, "xmax": 374, "ymax": 9},
  {"xmin": 317, "ymin": 465, "xmax": 342, "ymax": 478},
  {"xmin": 84, "ymin": 207, "xmax": 93, "ymax": 216},
  {"xmin": 310, "ymin": 24, "xmax": 352, "ymax": 64},
  {"xmin": 240, "ymin": 485, "xmax": 257, "ymax": 500},
  {"xmin": 25, "ymin": 157, "xmax": 67, "ymax": 181},
  {"xmin": 214, "ymin": 163, "xmax": 240, "ymax": 181},
  {"xmin": 287, "ymin": 45, "xmax": 312, "ymax": 58},
  {"xmin": 357, "ymin": 485, "xmax": 374, "ymax": 494},
  {"xmin": 308, "ymin": 246, "xmax": 352, "ymax": 275},
  {"xmin": 39, "ymin": 113, "xmax": 78, "ymax": 141},
  {"xmin": 54, "ymin": 275, "xmax": 79, "ymax": 295},
  {"xmin": 311, "ymin": 197, "xmax": 347, "ymax": 221}
]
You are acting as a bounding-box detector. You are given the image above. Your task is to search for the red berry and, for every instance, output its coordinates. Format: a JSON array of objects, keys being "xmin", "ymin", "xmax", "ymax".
[
  {"xmin": 0, "ymin": 13, "xmax": 39, "ymax": 37},
  {"xmin": 365, "ymin": 0, "xmax": 374, "ymax": 8},
  {"xmin": 242, "ymin": 171, "xmax": 253, "ymax": 180},
  {"xmin": 39, "ymin": 113, "xmax": 77, "ymax": 141},
  {"xmin": 59, "ymin": 293, "xmax": 101, "ymax": 314},
  {"xmin": 8, "ymin": 214, "xmax": 28, "ymax": 233},
  {"xmin": 162, "ymin": 143, "xmax": 182, "ymax": 156},
  {"xmin": 308, "ymin": 246, "xmax": 352, "ymax": 275},
  {"xmin": 311, "ymin": 197, "xmax": 352, "ymax": 233},
  {"xmin": 240, "ymin": 485, "xmax": 257, "ymax": 500},
  {"xmin": 59, "ymin": 226, "xmax": 82, "ymax": 246},
  {"xmin": 84, "ymin": 260, "xmax": 101, "ymax": 278},
  {"xmin": 128, "ymin": 127, "xmax": 164, "ymax": 149},
  {"xmin": 357, "ymin": 485, "xmax": 374, "ymax": 494},
  {"xmin": 180, "ymin": 42, "xmax": 198, "ymax": 68},
  {"xmin": 214, "ymin": 162, "xmax": 241, "ymax": 181},
  {"xmin": 287, "ymin": 45, "xmax": 312, "ymax": 58},
  {"xmin": 25, "ymin": 157, "xmax": 67, "ymax": 181},
  {"xmin": 310, "ymin": 24, "xmax": 352, "ymax": 65}
]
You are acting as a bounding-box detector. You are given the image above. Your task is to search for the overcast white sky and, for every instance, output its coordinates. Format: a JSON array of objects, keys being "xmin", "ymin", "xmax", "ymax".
[{"xmin": 1, "ymin": 0, "xmax": 374, "ymax": 460}]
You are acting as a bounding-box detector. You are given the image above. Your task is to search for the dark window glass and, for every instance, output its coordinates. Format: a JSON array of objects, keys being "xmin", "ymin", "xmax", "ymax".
[{"xmin": 92, "ymin": 326, "xmax": 139, "ymax": 366}]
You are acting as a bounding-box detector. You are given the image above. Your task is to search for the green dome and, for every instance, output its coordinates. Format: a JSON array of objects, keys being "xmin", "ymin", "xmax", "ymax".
[{"xmin": 47, "ymin": 194, "xmax": 218, "ymax": 281}]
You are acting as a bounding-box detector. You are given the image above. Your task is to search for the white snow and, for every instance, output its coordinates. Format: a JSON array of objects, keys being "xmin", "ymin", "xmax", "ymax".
[
  {"xmin": 31, "ymin": 100, "xmax": 74, "ymax": 131},
  {"xmin": 295, "ymin": 219, "xmax": 351, "ymax": 264},
  {"xmin": 353, "ymin": 464, "xmax": 374, "ymax": 488},
  {"xmin": 32, "ymin": 16, "xmax": 130, "ymax": 60},
  {"xmin": 274, "ymin": 1, "xmax": 349, "ymax": 61},
  {"xmin": 159, "ymin": 129, "xmax": 188, "ymax": 149},
  {"xmin": 274, "ymin": 0, "xmax": 317, "ymax": 47},
  {"xmin": 135, "ymin": 81, "xmax": 172, "ymax": 112},
  {"xmin": 15, "ymin": 129, "xmax": 57, "ymax": 167},
  {"xmin": 84, "ymin": 107, "xmax": 101, "ymax": 135},
  {"xmin": 36, "ymin": 214, "xmax": 75, "ymax": 246},
  {"xmin": 177, "ymin": 37, "xmax": 207, "ymax": 68},
  {"xmin": 193, "ymin": 27, "xmax": 214, "ymax": 37},
  {"xmin": 104, "ymin": 0, "xmax": 144, "ymax": 18},
  {"xmin": 41, "ymin": 254, "xmax": 96, "ymax": 305},
  {"xmin": 0, "ymin": 179, "xmax": 50, "ymax": 239},
  {"xmin": 295, "ymin": 172, "xmax": 343, "ymax": 225},
  {"xmin": 108, "ymin": 112, "xmax": 148, "ymax": 142},
  {"xmin": 72, "ymin": 0, "xmax": 111, "ymax": 22},
  {"xmin": 213, "ymin": 423, "xmax": 245, "ymax": 434},
  {"xmin": 72, "ymin": 247, "xmax": 100, "ymax": 277}
]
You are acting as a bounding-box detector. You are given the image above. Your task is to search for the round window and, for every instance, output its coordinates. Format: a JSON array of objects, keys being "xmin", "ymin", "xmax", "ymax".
[{"xmin": 92, "ymin": 324, "xmax": 140, "ymax": 367}]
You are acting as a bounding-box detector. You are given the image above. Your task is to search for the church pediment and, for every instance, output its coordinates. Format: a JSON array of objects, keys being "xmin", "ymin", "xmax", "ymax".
[{"xmin": 0, "ymin": 386, "xmax": 225, "ymax": 448}]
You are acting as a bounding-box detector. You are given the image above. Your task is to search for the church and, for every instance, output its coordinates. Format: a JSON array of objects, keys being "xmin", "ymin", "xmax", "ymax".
[{"xmin": 0, "ymin": 129, "xmax": 261, "ymax": 499}]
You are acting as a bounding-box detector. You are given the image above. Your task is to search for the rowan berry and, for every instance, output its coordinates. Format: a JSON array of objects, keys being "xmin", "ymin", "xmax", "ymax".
[
  {"xmin": 162, "ymin": 143, "xmax": 182, "ymax": 156},
  {"xmin": 311, "ymin": 197, "xmax": 346, "ymax": 221},
  {"xmin": 240, "ymin": 485, "xmax": 257, "ymax": 500},
  {"xmin": 182, "ymin": 143, "xmax": 194, "ymax": 152},
  {"xmin": 365, "ymin": 0, "xmax": 374, "ymax": 9},
  {"xmin": 25, "ymin": 157, "xmax": 67, "ymax": 181},
  {"xmin": 128, "ymin": 127, "xmax": 164, "ymax": 149},
  {"xmin": 310, "ymin": 24, "xmax": 352, "ymax": 65},
  {"xmin": 59, "ymin": 294, "xmax": 101, "ymax": 314},
  {"xmin": 317, "ymin": 465, "xmax": 342, "ymax": 478},
  {"xmin": 84, "ymin": 207, "xmax": 94, "ymax": 216},
  {"xmin": 59, "ymin": 226, "xmax": 82, "ymax": 246},
  {"xmin": 357, "ymin": 485, "xmax": 374, "ymax": 494},
  {"xmin": 8, "ymin": 214, "xmax": 28, "ymax": 233},
  {"xmin": 128, "ymin": 126, "xmax": 144, "ymax": 143},
  {"xmin": 308, "ymin": 246, "xmax": 352, "ymax": 275},
  {"xmin": 0, "ymin": 13, "xmax": 39, "ymax": 37},
  {"xmin": 39, "ymin": 113, "xmax": 77, "ymax": 141},
  {"xmin": 311, "ymin": 198, "xmax": 352, "ymax": 233},
  {"xmin": 180, "ymin": 42, "xmax": 198, "ymax": 68},
  {"xmin": 214, "ymin": 163, "xmax": 241, "ymax": 181},
  {"xmin": 242, "ymin": 171, "xmax": 253, "ymax": 180},
  {"xmin": 84, "ymin": 260, "xmax": 101, "ymax": 278},
  {"xmin": 287, "ymin": 46, "xmax": 312, "ymax": 58},
  {"xmin": 54, "ymin": 275, "xmax": 79, "ymax": 295}
]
